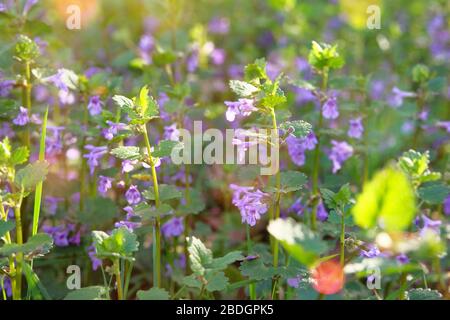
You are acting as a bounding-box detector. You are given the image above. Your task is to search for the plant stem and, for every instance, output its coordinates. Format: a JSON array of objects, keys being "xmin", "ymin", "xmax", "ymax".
[
  {"xmin": 22, "ymin": 61, "xmax": 32, "ymax": 151},
  {"xmin": 362, "ymin": 95, "xmax": 370, "ymax": 187},
  {"xmin": 270, "ymin": 108, "xmax": 281, "ymax": 299},
  {"xmin": 13, "ymin": 188, "xmax": 24, "ymax": 300},
  {"xmin": 0, "ymin": 197, "xmax": 17, "ymax": 299},
  {"xmin": 246, "ymin": 224, "xmax": 256, "ymax": 300},
  {"xmin": 142, "ymin": 125, "xmax": 161, "ymax": 287},
  {"xmin": 339, "ymin": 208, "xmax": 345, "ymax": 267},
  {"xmin": 311, "ymin": 67, "xmax": 329, "ymax": 231},
  {"xmin": 412, "ymin": 89, "xmax": 425, "ymax": 149},
  {"xmin": 113, "ymin": 259, "xmax": 123, "ymax": 300},
  {"xmin": 183, "ymin": 164, "xmax": 191, "ymax": 275}
]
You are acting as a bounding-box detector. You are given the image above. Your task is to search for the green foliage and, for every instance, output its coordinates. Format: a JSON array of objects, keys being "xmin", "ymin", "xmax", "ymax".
[
  {"xmin": 10, "ymin": 146, "xmax": 29, "ymax": 165},
  {"xmin": 110, "ymin": 146, "xmax": 142, "ymax": 160},
  {"xmin": 0, "ymin": 233, "xmax": 53, "ymax": 258},
  {"xmin": 0, "ymin": 220, "xmax": 15, "ymax": 238},
  {"xmin": 417, "ymin": 182, "xmax": 450, "ymax": 205},
  {"xmin": 308, "ymin": 41, "xmax": 345, "ymax": 71},
  {"xmin": 15, "ymin": 35, "xmax": 40, "ymax": 62},
  {"xmin": 406, "ymin": 288, "xmax": 442, "ymax": 300},
  {"xmin": 321, "ymin": 184, "xmax": 352, "ymax": 210},
  {"xmin": 266, "ymin": 171, "xmax": 308, "ymax": 194},
  {"xmin": 280, "ymin": 120, "xmax": 312, "ymax": 138},
  {"xmin": 23, "ymin": 262, "xmax": 51, "ymax": 300},
  {"xmin": 412, "ymin": 64, "xmax": 430, "ymax": 84},
  {"xmin": 352, "ymin": 167, "xmax": 416, "ymax": 231},
  {"xmin": 151, "ymin": 140, "xmax": 183, "ymax": 158},
  {"xmin": 137, "ymin": 287, "xmax": 170, "ymax": 300},
  {"xmin": 267, "ymin": 218, "xmax": 327, "ymax": 267},
  {"xmin": 229, "ymin": 80, "xmax": 259, "ymax": 97},
  {"xmin": 112, "ymin": 87, "xmax": 159, "ymax": 125},
  {"xmin": 15, "ymin": 161, "xmax": 49, "ymax": 191},
  {"xmin": 143, "ymin": 184, "xmax": 182, "ymax": 202},
  {"xmin": 79, "ymin": 197, "xmax": 118, "ymax": 225},
  {"xmin": 64, "ymin": 286, "xmax": 110, "ymax": 300},
  {"xmin": 92, "ymin": 227, "xmax": 139, "ymax": 262},
  {"xmin": 178, "ymin": 189, "xmax": 205, "ymax": 215},
  {"xmin": 398, "ymin": 150, "xmax": 441, "ymax": 187}
]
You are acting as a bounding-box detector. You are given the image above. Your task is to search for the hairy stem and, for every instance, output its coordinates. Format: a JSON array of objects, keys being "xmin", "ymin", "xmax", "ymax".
[
  {"xmin": 142, "ymin": 125, "xmax": 161, "ymax": 287},
  {"xmin": 114, "ymin": 259, "xmax": 123, "ymax": 300}
]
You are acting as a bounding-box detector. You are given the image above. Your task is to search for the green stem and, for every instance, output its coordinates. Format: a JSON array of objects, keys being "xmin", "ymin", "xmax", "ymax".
[
  {"xmin": 412, "ymin": 89, "xmax": 425, "ymax": 149},
  {"xmin": 123, "ymin": 261, "xmax": 133, "ymax": 300},
  {"xmin": 246, "ymin": 225, "xmax": 256, "ymax": 300},
  {"xmin": 311, "ymin": 67, "xmax": 329, "ymax": 231},
  {"xmin": 13, "ymin": 188, "xmax": 24, "ymax": 300},
  {"xmin": 22, "ymin": 61, "xmax": 32, "ymax": 151},
  {"xmin": 0, "ymin": 197, "xmax": 17, "ymax": 299},
  {"xmin": 270, "ymin": 108, "xmax": 281, "ymax": 299},
  {"xmin": 339, "ymin": 208, "xmax": 345, "ymax": 267},
  {"xmin": 142, "ymin": 125, "xmax": 161, "ymax": 287},
  {"xmin": 362, "ymin": 95, "xmax": 370, "ymax": 187},
  {"xmin": 183, "ymin": 164, "xmax": 191, "ymax": 275},
  {"xmin": 113, "ymin": 259, "xmax": 123, "ymax": 300}
]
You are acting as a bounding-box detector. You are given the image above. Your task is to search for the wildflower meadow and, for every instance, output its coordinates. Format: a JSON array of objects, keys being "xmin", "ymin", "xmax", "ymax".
[{"xmin": 0, "ymin": 0, "xmax": 449, "ymax": 303}]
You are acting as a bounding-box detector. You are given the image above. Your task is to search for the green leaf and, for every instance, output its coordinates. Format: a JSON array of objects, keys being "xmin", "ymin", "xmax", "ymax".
[
  {"xmin": 0, "ymin": 233, "xmax": 53, "ymax": 258},
  {"xmin": 135, "ymin": 203, "xmax": 173, "ymax": 219},
  {"xmin": 136, "ymin": 86, "xmax": 159, "ymax": 119},
  {"xmin": 266, "ymin": 171, "xmax": 308, "ymax": 194},
  {"xmin": 239, "ymin": 258, "xmax": 276, "ymax": 281},
  {"xmin": 244, "ymin": 58, "xmax": 268, "ymax": 81},
  {"xmin": 0, "ymin": 137, "xmax": 11, "ymax": 162},
  {"xmin": 110, "ymin": 146, "xmax": 141, "ymax": 160},
  {"xmin": 321, "ymin": 184, "xmax": 351, "ymax": 210},
  {"xmin": 15, "ymin": 35, "xmax": 40, "ymax": 61},
  {"xmin": 208, "ymin": 251, "xmax": 244, "ymax": 270},
  {"xmin": 406, "ymin": 288, "xmax": 442, "ymax": 300},
  {"xmin": 112, "ymin": 95, "xmax": 134, "ymax": 110},
  {"xmin": 64, "ymin": 286, "xmax": 109, "ymax": 300},
  {"xmin": 0, "ymin": 220, "xmax": 15, "ymax": 238},
  {"xmin": 427, "ymin": 77, "xmax": 446, "ymax": 92},
  {"xmin": 10, "ymin": 146, "xmax": 29, "ymax": 165},
  {"xmin": 267, "ymin": 218, "xmax": 327, "ymax": 267},
  {"xmin": 398, "ymin": 150, "xmax": 441, "ymax": 187},
  {"xmin": 79, "ymin": 197, "xmax": 118, "ymax": 225},
  {"xmin": 280, "ymin": 120, "xmax": 312, "ymax": 138},
  {"xmin": 308, "ymin": 41, "xmax": 345, "ymax": 70},
  {"xmin": 152, "ymin": 140, "xmax": 183, "ymax": 158},
  {"xmin": 187, "ymin": 236, "xmax": 213, "ymax": 276},
  {"xmin": 137, "ymin": 287, "xmax": 170, "ymax": 300},
  {"xmin": 178, "ymin": 189, "xmax": 205, "ymax": 215},
  {"xmin": 142, "ymin": 184, "xmax": 182, "ymax": 202},
  {"xmin": 182, "ymin": 274, "xmax": 202, "ymax": 289},
  {"xmin": 352, "ymin": 167, "xmax": 416, "ymax": 231},
  {"xmin": 92, "ymin": 227, "xmax": 139, "ymax": 261},
  {"xmin": 229, "ymin": 80, "xmax": 259, "ymax": 97},
  {"xmin": 23, "ymin": 262, "xmax": 51, "ymax": 300},
  {"xmin": 327, "ymin": 210, "xmax": 354, "ymax": 226},
  {"xmin": 205, "ymin": 271, "xmax": 229, "ymax": 292},
  {"xmin": 153, "ymin": 50, "xmax": 177, "ymax": 67},
  {"xmin": 288, "ymin": 78, "xmax": 316, "ymax": 91},
  {"xmin": 15, "ymin": 161, "xmax": 49, "ymax": 191},
  {"xmin": 417, "ymin": 182, "xmax": 450, "ymax": 205}
]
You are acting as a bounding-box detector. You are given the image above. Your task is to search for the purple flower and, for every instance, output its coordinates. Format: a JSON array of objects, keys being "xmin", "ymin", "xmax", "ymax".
[
  {"xmin": 436, "ymin": 121, "xmax": 450, "ymax": 133},
  {"xmin": 43, "ymin": 224, "xmax": 80, "ymax": 247},
  {"xmin": 87, "ymin": 95, "xmax": 103, "ymax": 116},
  {"xmin": 46, "ymin": 126, "xmax": 65, "ymax": 156},
  {"xmin": 287, "ymin": 275, "xmax": 302, "ymax": 288},
  {"xmin": 121, "ymin": 160, "xmax": 137, "ymax": 173},
  {"xmin": 208, "ymin": 17, "xmax": 230, "ymax": 34},
  {"xmin": 289, "ymin": 198, "xmax": 305, "ymax": 216},
  {"xmin": 286, "ymin": 136, "xmax": 306, "ymax": 166},
  {"xmin": 22, "ymin": 0, "xmax": 38, "ymax": 15},
  {"xmin": 348, "ymin": 117, "xmax": 364, "ymax": 139},
  {"xmin": 187, "ymin": 49, "xmax": 199, "ymax": 73},
  {"xmin": 224, "ymin": 99, "xmax": 257, "ymax": 122},
  {"xmin": 444, "ymin": 195, "xmax": 450, "ymax": 216},
  {"xmin": 232, "ymin": 129, "xmax": 259, "ymax": 163},
  {"xmin": 322, "ymin": 96, "xmax": 339, "ymax": 119},
  {"xmin": 44, "ymin": 196, "xmax": 64, "ymax": 215},
  {"xmin": 230, "ymin": 184, "xmax": 269, "ymax": 227},
  {"xmin": 139, "ymin": 34, "xmax": 155, "ymax": 64},
  {"xmin": 164, "ymin": 123, "xmax": 180, "ymax": 141},
  {"xmin": 115, "ymin": 220, "xmax": 141, "ymax": 231},
  {"xmin": 0, "ymin": 79, "xmax": 15, "ymax": 97},
  {"xmin": 415, "ymin": 215, "xmax": 442, "ymax": 236},
  {"xmin": 102, "ymin": 121, "xmax": 127, "ymax": 140},
  {"xmin": 87, "ymin": 245, "xmax": 102, "ymax": 271},
  {"xmin": 98, "ymin": 176, "xmax": 113, "ymax": 195},
  {"xmin": 0, "ymin": 277, "xmax": 12, "ymax": 298},
  {"xmin": 125, "ymin": 185, "xmax": 141, "ymax": 205},
  {"xmin": 58, "ymin": 90, "xmax": 75, "ymax": 105},
  {"xmin": 317, "ymin": 201, "xmax": 328, "ymax": 221},
  {"xmin": 83, "ymin": 145, "xmax": 107, "ymax": 175},
  {"xmin": 370, "ymin": 80, "xmax": 385, "ymax": 100},
  {"xmin": 328, "ymin": 140, "xmax": 354, "ymax": 173},
  {"xmin": 162, "ymin": 217, "xmax": 184, "ymax": 239},
  {"xmin": 44, "ymin": 69, "xmax": 70, "ymax": 92},
  {"xmin": 388, "ymin": 87, "xmax": 416, "ymax": 108},
  {"xmin": 210, "ymin": 48, "xmax": 226, "ymax": 65},
  {"xmin": 396, "ymin": 254, "xmax": 409, "ymax": 264},
  {"xmin": 13, "ymin": 107, "xmax": 29, "ymax": 126},
  {"xmin": 360, "ymin": 245, "xmax": 381, "ymax": 258},
  {"xmin": 302, "ymin": 132, "xmax": 318, "ymax": 150}
]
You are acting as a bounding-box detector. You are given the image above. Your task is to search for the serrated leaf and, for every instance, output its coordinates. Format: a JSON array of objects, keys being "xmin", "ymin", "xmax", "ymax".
[
  {"xmin": 0, "ymin": 220, "xmax": 15, "ymax": 238},
  {"xmin": 229, "ymin": 80, "xmax": 258, "ymax": 97},
  {"xmin": 244, "ymin": 58, "xmax": 268, "ymax": 81},
  {"xmin": 187, "ymin": 236, "xmax": 213, "ymax": 276},
  {"xmin": 205, "ymin": 271, "xmax": 229, "ymax": 292},
  {"xmin": 136, "ymin": 203, "xmax": 173, "ymax": 219},
  {"xmin": 0, "ymin": 233, "xmax": 53, "ymax": 258},
  {"xmin": 268, "ymin": 218, "xmax": 327, "ymax": 267},
  {"xmin": 289, "ymin": 78, "xmax": 316, "ymax": 91},
  {"xmin": 152, "ymin": 140, "xmax": 183, "ymax": 158},
  {"xmin": 407, "ymin": 288, "xmax": 442, "ymax": 300},
  {"xmin": 280, "ymin": 120, "xmax": 312, "ymax": 138},
  {"xmin": 112, "ymin": 95, "xmax": 134, "ymax": 110},
  {"xmin": 321, "ymin": 184, "xmax": 351, "ymax": 210},
  {"xmin": 92, "ymin": 227, "xmax": 139, "ymax": 262},
  {"xmin": 266, "ymin": 171, "xmax": 308, "ymax": 193},
  {"xmin": 15, "ymin": 161, "xmax": 49, "ymax": 191},
  {"xmin": 352, "ymin": 167, "xmax": 416, "ymax": 231},
  {"xmin": 239, "ymin": 258, "xmax": 276, "ymax": 281},
  {"xmin": 137, "ymin": 287, "xmax": 170, "ymax": 300},
  {"xmin": 208, "ymin": 251, "xmax": 244, "ymax": 270},
  {"xmin": 64, "ymin": 286, "xmax": 109, "ymax": 300},
  {"xmin": 182, "ymin": 274, "xmax": 202, "ymax": 288},
  {"xmin": 10, "ymin": 146, "xmax": 29, "ymax": 165},
  {"xmin": 178, "ymin": 189, "xmax": 205, "ymax": 215},
  {"xmin": 110, "ymin": 146, "xmax": 141, "ymax": 160},
  {"xmin": 142, "ymin": 184, "xmax": 182, "ymax": 202},
  {"xmin": 418, "ymin": 182, "xmax": 450, "ymax": 205},
  {"xmin": 79, "ymin": 197, "xmax": 118, "ymax": 225}
]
